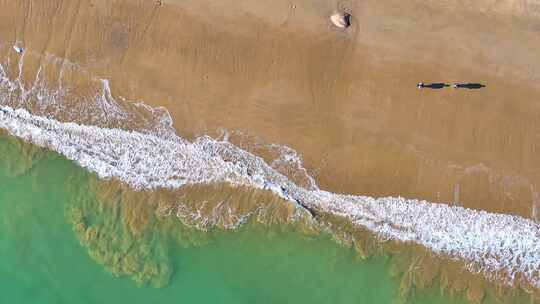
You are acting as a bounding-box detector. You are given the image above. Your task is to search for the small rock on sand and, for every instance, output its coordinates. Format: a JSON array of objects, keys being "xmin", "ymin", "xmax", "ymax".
[{"xmin": 330, "ymin": 12, "xmax": 351, "ymax": 29}]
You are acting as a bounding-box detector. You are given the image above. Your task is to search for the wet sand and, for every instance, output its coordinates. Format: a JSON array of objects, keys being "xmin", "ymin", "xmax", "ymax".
[{"xmin": 2, "ymin": 0, "xmax": 540, "ymax": 219}]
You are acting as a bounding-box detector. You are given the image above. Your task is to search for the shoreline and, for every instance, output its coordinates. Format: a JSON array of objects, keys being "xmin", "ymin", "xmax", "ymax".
[
  {"xmin": 1, "ymin": 104, "xmax": 539, "ymax": 297},
  {"xmin": 2, "ymin": 0, "xmax": 540, "ymax": 219}
]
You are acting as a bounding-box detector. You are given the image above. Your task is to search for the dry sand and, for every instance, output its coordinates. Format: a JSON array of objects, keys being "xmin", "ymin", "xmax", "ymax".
[{"xmin": 1, "ymin": 0, "xmax": 540, "ymax": 219}]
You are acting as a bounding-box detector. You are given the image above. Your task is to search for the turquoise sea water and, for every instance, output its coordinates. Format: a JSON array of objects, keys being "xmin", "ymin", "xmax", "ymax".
[{"xmin": 0, "ymin": 134, "xmax": 472, "ymax": 304}]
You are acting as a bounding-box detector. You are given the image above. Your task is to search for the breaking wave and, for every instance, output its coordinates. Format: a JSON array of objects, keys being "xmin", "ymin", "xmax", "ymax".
[{"xmin": 1, "ymin": 105, "xmax": 539, "ymax": 290}]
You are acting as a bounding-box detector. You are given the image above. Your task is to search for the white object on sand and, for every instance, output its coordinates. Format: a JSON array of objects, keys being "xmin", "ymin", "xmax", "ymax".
[
  {"xmin": 330, "ymin": 12, "xmax": 350, "ymax": 29},
  {"xmin": 12, "ymin": 45, "xmax": 23, "ymax": 54}
]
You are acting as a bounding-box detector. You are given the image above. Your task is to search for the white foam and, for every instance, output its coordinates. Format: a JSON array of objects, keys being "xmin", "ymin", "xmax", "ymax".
[
  {"xmin": 217, "ymin": 130, "xmax": 319, "ymax": 190},
  {"xmin": 0, "ymin": 105, "xmax": 539, "ymax": 289},
  {"xmin": 0, "ymin": 57, "xmax": 174, "ymax": 135}
]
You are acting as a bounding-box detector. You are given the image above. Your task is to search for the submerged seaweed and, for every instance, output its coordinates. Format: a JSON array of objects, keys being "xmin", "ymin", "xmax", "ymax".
[{"xmin": 63, "ymin": 170, "xmax": 316, "ymax": 287}]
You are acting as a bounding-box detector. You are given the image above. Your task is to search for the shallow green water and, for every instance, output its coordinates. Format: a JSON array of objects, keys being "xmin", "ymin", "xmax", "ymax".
[{"xmin": 0, "ymin": 135, "xmax": 468, "ymax": 304}]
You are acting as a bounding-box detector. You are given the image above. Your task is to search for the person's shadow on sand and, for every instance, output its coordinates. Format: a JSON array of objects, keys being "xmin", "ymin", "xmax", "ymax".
[{"xmin": 452, "ymin": 83, "xmax": 486, "ymax": 89}]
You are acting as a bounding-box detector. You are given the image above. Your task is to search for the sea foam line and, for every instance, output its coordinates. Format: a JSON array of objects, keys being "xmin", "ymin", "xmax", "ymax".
[{"xmin": 0, "ymin": 105, "xmax": 539, "ymax": 289}]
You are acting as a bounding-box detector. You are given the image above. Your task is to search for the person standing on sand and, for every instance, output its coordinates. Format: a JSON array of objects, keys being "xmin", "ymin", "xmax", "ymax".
[{"xmin": 417, "ymin": 82, "xmax": 449, "ymax": 89}]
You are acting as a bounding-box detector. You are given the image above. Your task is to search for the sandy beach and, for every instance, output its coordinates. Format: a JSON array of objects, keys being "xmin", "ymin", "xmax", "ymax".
[{"xmin": 3, "ymin": 0, "xmax": 540, "ymax": 219}]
